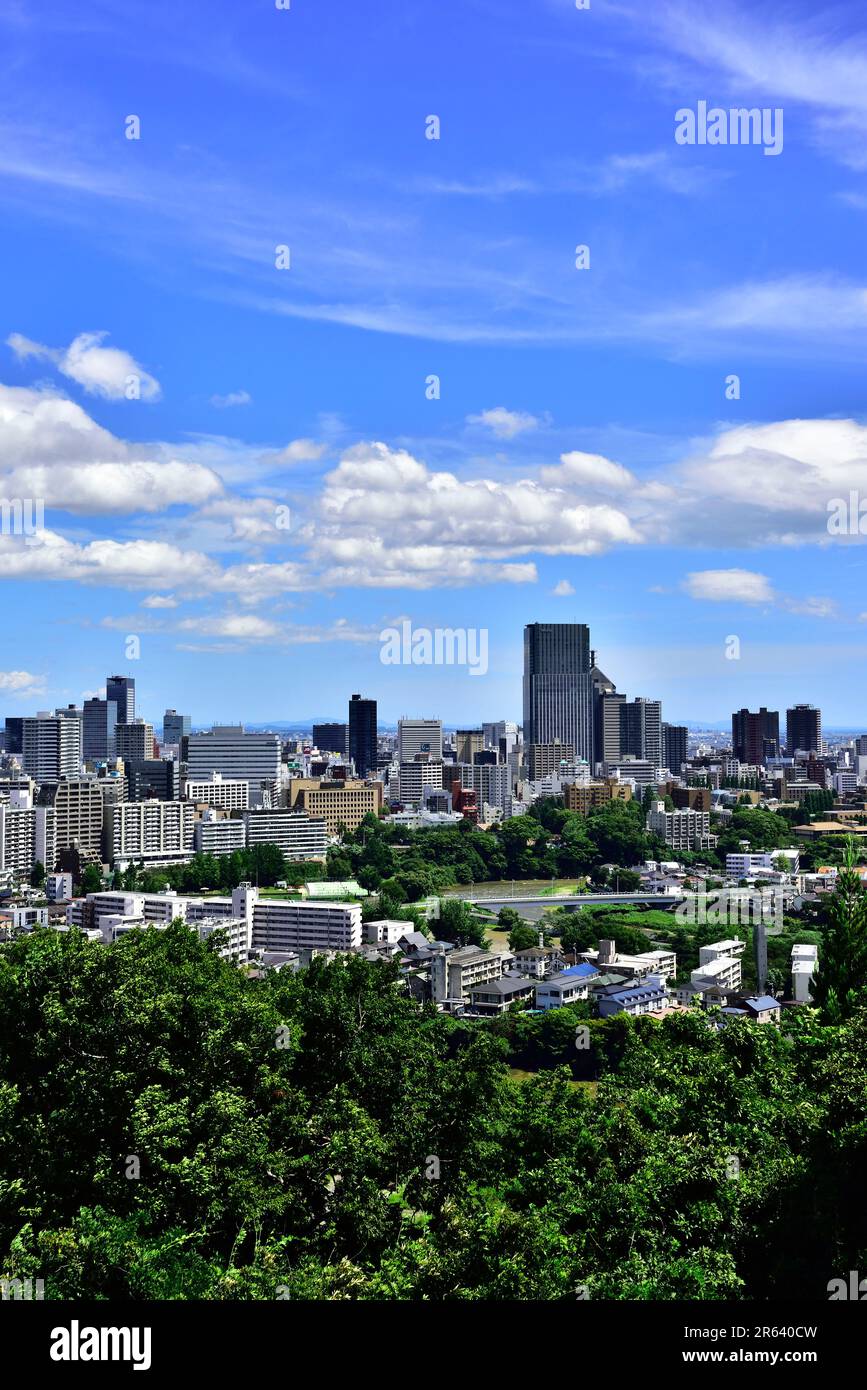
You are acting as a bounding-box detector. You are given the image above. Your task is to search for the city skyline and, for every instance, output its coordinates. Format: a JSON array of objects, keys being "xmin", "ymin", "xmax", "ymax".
[{"xmin": 4, "ymin": 1, "xmax": 867, "ymax": 722}]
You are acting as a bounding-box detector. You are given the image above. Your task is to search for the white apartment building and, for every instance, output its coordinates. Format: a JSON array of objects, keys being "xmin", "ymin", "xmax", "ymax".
[
  {"xmin": 397, "ymin": 760, "xmax": 445, "ymax": 804},
  {"xmin": 691, "ymin": 939, "xmax": 744, "ymax": 993},
  {"xmin": 102, "ymin": 800, "xmax": 195, "ymax": 865},
  {"xmin": 0, "ymin": 793, "xmax": 56, "ymax": 879},
  {"xmin": 185, "ymin": 772, "xmax": 250, "ymax": 810},
  {"xmin": 186, "ymin": 726, "xmax": 282, "ymax": 807},
  {"xmin": 364, "ymin": 918, "xmax": 415, "ymax": 944},
  {"xmin": 193, "ymin": 814, "xmax": 247, "ymax": 856},
  {"xmin": 726, "ymin": 849, "xmax": 800, "ymax": 878},
  {"xmin": 46, "ymin": 871, "xmax": 74, "ymax": 901},
  {"xmin": 397, "ymin": 718, "xmax": 443, "ymax": 762},
  {"xmin": 431, "ymin": 945, "xmax": 508, "ymax": 1004},
  {"xmin": 242, "ymin": 809, "xmax": 327, "ymax": 860},
  {"xmin": 250, "ymin": 898, "xmax": 361, "ymax": 951},
  {"xmin": 22, "ymin": 714, "xmax": 82, "ymax": 781},
  {"xmin": 648, "ymin": 800, "xmax": 712, "ymax": 850}
]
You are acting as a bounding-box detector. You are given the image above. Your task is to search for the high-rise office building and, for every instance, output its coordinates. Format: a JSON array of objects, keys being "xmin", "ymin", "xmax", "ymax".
[
  {"xmin": 21, "ymin": 714, "xmax": 82, "ymax": 781},
  {"xmin": 163, "ymin": 709, "xmax": 191, "ymax": 745},
  {"xmin": 127, "ymin": 760, "xmax": 180, "ymax": 801},
  {"xmin": 523, "ymin": 623, "xmax": 593, "ymax": 762},
  {"xmin": 620, "ymin": 698, "xmax": 662, "ymax": 768},
  {"xmin": 115, "ymin": 721, "xmax": 156, "ymax": 764},
  {"xmin": 397, "ymin": 718, "xmax": 442, "ymax": 762},
  {"xmin": 106, "ymin": 675, "xmax": 135, "ymax": 725},
  {"xmin": 186, "ymin": 726, "xmax": 282, "ymax": 807},
  {"xmin": 662, "ymin": 722, "xmax": 688, "ymax": 776},
  {"xmin": 596, "ymin": 692, "xmax": 625, "ymax": 768},
  {"xmin": 312, "ymin": 722, "xmax": 348, "ymax": 756},
  {"xmin": 83, "ymin": 697, "xmax": 118, "ymax": 762},
  {"xmin": 786, "ymin": 704, "xmax": 822, "ymax": 757},
  {"xmin": 348, "ymin": 694, "xmax": 377, "ymax": 778},
  {"xmin": 732, "ymin": 708, "xmax": 780, "ymax": 765}
]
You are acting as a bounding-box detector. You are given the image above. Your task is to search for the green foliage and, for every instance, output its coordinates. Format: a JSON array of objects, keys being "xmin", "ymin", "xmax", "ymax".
[
  {"xmin": 812, "ymin": 843, "xmax": 867, "ymax": 1022},
  {"xmin": 2, "ymin": 925, "xmax": 867, "ymax": 1300}
]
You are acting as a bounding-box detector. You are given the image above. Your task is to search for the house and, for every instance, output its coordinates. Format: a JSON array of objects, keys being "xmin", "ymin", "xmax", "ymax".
[
  {"xmin": 743, "ymin": 995, "xmax": 781, "ymax": 1024},
  {"xmin": 513, "ymin": 944, "xmax": 563, "ymax": 979},
  {"xmin": 535, "ymin": 963, "xmax": 599, "ymax": 1011},
  {"xmin": 468, "ymin": 974, "xmax": 536, "ymax": 1016},
  {"xmin": 596, "ymin": 975, "xmax": 669, "ymax": 1018}
]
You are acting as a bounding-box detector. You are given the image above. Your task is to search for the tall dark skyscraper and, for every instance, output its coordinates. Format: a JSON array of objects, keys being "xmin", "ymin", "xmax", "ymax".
[
  {"xmin": 662, "ymin": 722, "xmax": 688, "ymax": 775},
  {"xmin": 348, "ymin": 694, "xmax": 377, "ymax": 778},
  {"xmin": 523, "ymin": 623, "xmax": 593, "ymax": 762},
  {"xmin": 83, "ymin": 696, "xmax": 118, "ymax": 761},
  {"xmin": 732, "ymin": 707, "xmax": 780, "ymax": 764},
  {"xmin": 786, "ymin": 704, "xmax": 821, "ymax": 756},
  {"xmin": 106, "ymin": 675, "xmax": 135, "ymax": 725},
  {"xmin": 619, "ymin": 697, "xmax": 662, "ymax": 767}
]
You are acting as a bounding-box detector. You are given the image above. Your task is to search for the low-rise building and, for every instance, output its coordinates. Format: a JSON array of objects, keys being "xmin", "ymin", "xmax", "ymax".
[
  {"xmin": 596, "ymin": 975, "xmax": 669, "ymax": 1017},
  {"xmin": 535, "ymin": 962, "xmax": 600, "ymax": 1010}
]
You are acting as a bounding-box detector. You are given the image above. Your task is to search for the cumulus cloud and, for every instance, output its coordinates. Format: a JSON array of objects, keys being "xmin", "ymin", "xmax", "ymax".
[
  {"xmin": 8, "ymin": 330, "xmax": 161, "ymax": 400},
  {"xmin": 141, "ymin": 594, "xmax": 178, "ymax": 608},
  {"xmin": 466, "ymin": 407, "xmax": 540, "ymax": 439},
  {"xmin": 0, "ymin": 384, "xmax": 222, "ymax": 514},
  {"xmin": 551, "ymin": 579, "xmax": 575, "ymax": 596},
  {"xmin": 542, "ymin": 450, "xmax": 637, "ymax": 491},
  {"xmin": 0, "ymin": 669, "xmax": 45, "ymax": 696}
]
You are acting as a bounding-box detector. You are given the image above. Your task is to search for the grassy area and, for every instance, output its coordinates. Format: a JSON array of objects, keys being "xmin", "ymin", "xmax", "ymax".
[{"xmin": 508, "ymin": 1067, "xmax": 596, "ymax": 1095}]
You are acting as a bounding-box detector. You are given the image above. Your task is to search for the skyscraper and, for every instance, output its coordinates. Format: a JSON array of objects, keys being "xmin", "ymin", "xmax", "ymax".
[
  {"xmin": 732, "ymin": 708, "xmax": 780, "ymax": 764},
  {"xmin": 163, "ymin": 709, "xmax": 191, "ymax": 745},
  {"xmin": 83, "ymin": 697, "xmax": 118, "ymax": 761},
  {"xmin": 620, "ymin": 697, "xmax": 662, "ymax": 768},
  {"xmin": 106, "ymin": 675, "xmax": 135, "ymax": 725},
  {"xmin": 662, "ymin": 722, "xmax": 688, "ymax": 776},
  {"xmin": 348, "ymin": 694, "xmax": 377, "ymax": 778},
  {"xmin": 397, "ymin": 718, "xmax": 443, "ymax": 762},
  {"xmin": 786, "ymin": 704, "xmax": 822, "ymax": 757},
  {"xmin": 21, "ymin": 714, "xmax": 82, "ymax": 781},
  {"xmin": 523, "ymin": 623, "xmax": 593, "ymax": 762}
]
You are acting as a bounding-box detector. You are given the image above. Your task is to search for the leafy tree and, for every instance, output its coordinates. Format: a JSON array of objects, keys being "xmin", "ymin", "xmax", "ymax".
[
  {"xmin": 508, "ymin": 923, "xmax": 539, "ymax": 954},
  {"xmin": 29, "ymin": 860, "xmax": 45, "ymax": 889},
  {"xmin": 812, "ymin": 843, "xmax": 867, "ymax": 1022}
]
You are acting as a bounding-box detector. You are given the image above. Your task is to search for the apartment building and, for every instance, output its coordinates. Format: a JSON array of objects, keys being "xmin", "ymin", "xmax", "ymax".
[
  {"xmin": 0, "ymin": 794, "xmax": 56, "ymax": 879},
  {"xmin": 563, "ymin": 779, "xmax": 632, "ymax": 814},
  {"xmin": 115, "ymin": 721, "xmax": 156, "ymax": 764},
  {"xmin": 193, "ymin": 814, "xmax": 246, "ymax": 857},
  {"xmin": 37, "ymin": 777, "xmax": 103, "ymax": 863},
  {"xmin": 22, "ymin": 714, "xmax": 82, "ymax": 781},
  {"xmin": 431, "ymin": 945, "xmax": 508, "ymax": 1004},
  {"xmin": 241, "ymin": 809, "xmax": 327, "ymax": 860},
  {"xmin": 250, "ymin": 898, "xmax": 362, "ymax": 952},
  {"xmin": 647, "ymin": 800, "xmax": 712, "ymax": 850},
  {"xmin": 102, "ymin": 800, "xmax": 195, "ymax": 865}
]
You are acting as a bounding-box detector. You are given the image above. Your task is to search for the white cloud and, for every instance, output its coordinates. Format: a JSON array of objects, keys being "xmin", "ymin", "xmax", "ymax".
[
  {"xmin": 178, "ymin": 613, "xmax": 280, "ymax": 640},
  {"xmin": 141, "ymin": 594, "xmax": 178, "ymax": 608},
  {"xmin": 209, "ymin": 390, "xmax": 251, "ymax": 408},
  {"xmin": 682, "ymin": 569, "xmax": 775, "ymax": 604},
  {"xmin": 551, "ymin": 579, "xmax": 575, "ymax": 596},
  {"xmin": 543, "ymin": 450, "xmax": 637, "ymax": 491},
  {"xmin": 0, "ymin": 669, "xmax": 45, "ymax": 695},
  {"xmin": 0, "ymin": 384, "xmax": 222, "ymax": 514},
  {"xmin": 9, "ymin": 330, "xmax": 161, "ymax": 400},
  {"xmin": 467, "ymin": 407, "xmax": 540, "ymax": 440},
  {"xmin": 272, "ymin": 438, "xmax": 328, "ymax": 464}
]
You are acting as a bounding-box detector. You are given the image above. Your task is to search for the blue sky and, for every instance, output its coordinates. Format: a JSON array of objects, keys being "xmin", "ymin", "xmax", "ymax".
[{"xmin": 2, "ymin": 0, "xmax": 867, "ymax": 728}]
